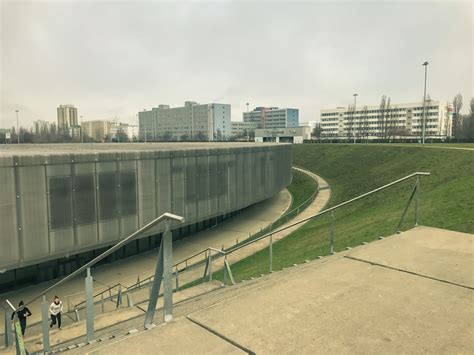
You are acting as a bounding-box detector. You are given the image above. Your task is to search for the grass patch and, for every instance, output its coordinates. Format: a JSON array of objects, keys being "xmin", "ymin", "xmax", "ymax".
[
  {"xmin": 287, "ymin": 168, "xmax": 318, "ymax": 211},
  {"xmin": 211, "ymin": 144, "xmax": 473, "ymax": 283}
]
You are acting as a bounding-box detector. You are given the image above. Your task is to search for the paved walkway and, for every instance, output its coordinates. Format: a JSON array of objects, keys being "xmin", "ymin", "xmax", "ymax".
[
  {"xmin": 1, "ymin": 167, "xmax": 331, "ymax": 352},
  {"xmin": 0, "ymin": 189, "xmax": 291, "ymax": 332},
  {"xmin": 83, "ymin": 226, "xmax": 474, "ymax": 354}
]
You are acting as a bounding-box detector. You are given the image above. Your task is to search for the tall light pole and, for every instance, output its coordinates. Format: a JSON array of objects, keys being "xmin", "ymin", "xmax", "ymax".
[
  {"xmin": 15, "ymin": 110, "xmax": 20, "ymax": 144},
  {"xmin": 421, "ymin": 61, "xmax": 429, "ymax": 144},
  {"xmin": 353, "ymin": 93, "xmax": 358, "ymax": 143},
  {"xmin": 246, "ymin": 103, "xmax": 250, "ymax": 142},
  {"xmin": 80, "ymin": 115, "xmax": 84, "ymax": 143}
]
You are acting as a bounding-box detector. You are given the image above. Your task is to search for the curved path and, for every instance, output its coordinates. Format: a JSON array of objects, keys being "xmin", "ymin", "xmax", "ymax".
[{"xmin": 222, "ymin": 167, "xmax": 331, "ymax": 269}]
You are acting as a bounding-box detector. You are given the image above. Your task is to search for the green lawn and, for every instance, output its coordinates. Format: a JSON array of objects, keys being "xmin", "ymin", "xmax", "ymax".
[
  {"xmin": 287, "ymin": 168, "xmax": 318, "ymax": 212},
  {"xmin": 210, "ymin": 144, "xmax": 473, "ymax": 283}
]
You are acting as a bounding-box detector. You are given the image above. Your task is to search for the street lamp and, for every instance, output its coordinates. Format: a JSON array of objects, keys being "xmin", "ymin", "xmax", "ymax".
[
  {"xmin": 353, "ymin": 93, "xmax": 358, "ymax": 143},
  {"xmin": 421, "ymin": 61, "xmax": 429, "ymax": 144},
  {"xmin": 15, "ymin": 110, "xmax": 19, "ymax": 144}
]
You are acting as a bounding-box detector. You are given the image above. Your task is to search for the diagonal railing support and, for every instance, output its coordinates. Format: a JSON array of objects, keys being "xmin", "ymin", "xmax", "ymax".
[
  {"xmin": 395, "ymin": 180, "xmax": 419, "ymax": 233},
  {"xmin": 144, "ymin": 213, "xmax": 184, "ymax": 327}
]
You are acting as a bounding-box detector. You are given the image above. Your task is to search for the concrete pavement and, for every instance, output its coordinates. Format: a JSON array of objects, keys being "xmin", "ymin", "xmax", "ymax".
[{"xmin": 83, "ymin": 226, "xmax": 473, "ymax": 354}]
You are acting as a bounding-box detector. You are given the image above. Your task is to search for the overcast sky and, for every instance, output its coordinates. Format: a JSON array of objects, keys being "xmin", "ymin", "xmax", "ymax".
[{"xmin": 1, "ymin": 0, "xmax": 472, "ymax": 128}]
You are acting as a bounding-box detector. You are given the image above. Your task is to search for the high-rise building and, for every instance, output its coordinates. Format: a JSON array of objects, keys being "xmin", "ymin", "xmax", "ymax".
[
  {"xmin": 81, "ymin": 120, "xmax": 111, "ymax": 142},
  {"xmin": 243, "ymin": 107, "xmax": 299, "ymax": 129},
  {"xmin": 57, "ymin": 104, "xmax": 78, "ymax": 130},
  {"xmin": 138, "ymin": 101, "xmax": 231, "ymax": 141},
  {"xmin": 320, "ymin": 100, "xmax": 452, "ymax": 140}
]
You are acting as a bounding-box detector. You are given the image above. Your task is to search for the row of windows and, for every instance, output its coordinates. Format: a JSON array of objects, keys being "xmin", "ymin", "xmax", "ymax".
[
  {"xmin": 322, "ymin": 112, "xmax": 438, "ymax": 122},
  {"xmin": 49, "ymin": 172, "xmax": 137, "ymax": 230},
  {"xmin": 322, "ymin": 105, "xmax": 438, "ymax": 117},
  {"xmin": 322, "ymin": 123, "xmax": 439, "ymax": 132}
]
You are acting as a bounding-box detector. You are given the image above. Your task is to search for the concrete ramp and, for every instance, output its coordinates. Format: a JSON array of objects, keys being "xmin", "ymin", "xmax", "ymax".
[
  {"xmin": 78, "ymin": 227, "xmax": 474, "ymax": 354},
  {"xmin": 346, "ymin": 226, "xmax": 473, "ymax": 288}
]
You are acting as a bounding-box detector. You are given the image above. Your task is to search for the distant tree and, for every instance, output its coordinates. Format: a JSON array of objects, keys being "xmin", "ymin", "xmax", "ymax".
[
  {"xmin": 379, "ymin": 95, "xmax": 388, "ymax": 140},
  {"xmin": 180, "ymin": 133, "xmax": 190, "ymax": 141},
  {"xmin": 360, "ymin": 105, "xmax": 369, "ymax": 141},
  {"xmin": 195, "ymin": 131, "xmax": 208, "ymax": 142},
  {"xmin": 459, "ymin": 97, "xmax": 474, "ymax": 139},
  {"xmin": 214, "ymin": 129, "xmax": 223, "ymax": 141},
  {"xmin": 346, "ymin": 104, "xmax": 354, "ymax": 141},
  {"xmin": 116, "ymin": 128, "xmax": 128, "ymax": 142},
  {"xmin": 452, "ymin": 94, "xmax": 463, "ymax": 138}
]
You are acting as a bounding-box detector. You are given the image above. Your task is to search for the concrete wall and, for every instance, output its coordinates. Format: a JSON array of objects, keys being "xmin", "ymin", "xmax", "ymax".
[{"xmin": 0, "ymin": 144, "xmax": 292, "ymax": 273}]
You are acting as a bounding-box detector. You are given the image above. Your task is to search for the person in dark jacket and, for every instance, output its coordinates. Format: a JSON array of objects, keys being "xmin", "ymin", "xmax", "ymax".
[{"xmin": 11, "ymin": 301, "xmax": 32, "ymax": 336}]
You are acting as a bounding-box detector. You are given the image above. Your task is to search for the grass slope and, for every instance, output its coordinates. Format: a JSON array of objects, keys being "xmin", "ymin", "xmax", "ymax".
[
  {"xmin": 286, "ymin": 168, "xmax": 318, "ymax": 211},
  {"xmin": 216, "ymin": 144, "xmax": 473, "ymax": 283}
]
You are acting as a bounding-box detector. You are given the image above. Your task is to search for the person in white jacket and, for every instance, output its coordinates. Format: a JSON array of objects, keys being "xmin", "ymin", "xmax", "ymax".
[{"xmin": 49, "ymin": 296, "xmax": 63, "ymax": 329}]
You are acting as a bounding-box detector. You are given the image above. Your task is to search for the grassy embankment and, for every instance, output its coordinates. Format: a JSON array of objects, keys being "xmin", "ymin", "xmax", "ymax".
[{"xmin": 211, "ymin": 144, "xmax": 473, "ymax": 283}]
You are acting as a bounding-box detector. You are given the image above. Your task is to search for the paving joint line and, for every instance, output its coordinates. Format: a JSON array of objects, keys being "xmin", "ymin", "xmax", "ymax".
[
  {"xmin": 344, "ymin": 255, "xmax": 474, "ymax": 291},
  {"xmin": 186, "ymin": 316, "xmax": 255, "ymax": 355}
]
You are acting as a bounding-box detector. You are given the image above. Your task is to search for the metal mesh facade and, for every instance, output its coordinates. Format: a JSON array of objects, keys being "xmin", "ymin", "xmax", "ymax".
[{"xmin": 0, "ymin": 143, "xmax": 292, "ymax": 272}]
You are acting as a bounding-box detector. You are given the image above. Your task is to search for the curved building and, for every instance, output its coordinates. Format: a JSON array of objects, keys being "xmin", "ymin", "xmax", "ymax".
[{"xmin": 0, "ymin": 143, "xmax": 292, "ymax": 287}]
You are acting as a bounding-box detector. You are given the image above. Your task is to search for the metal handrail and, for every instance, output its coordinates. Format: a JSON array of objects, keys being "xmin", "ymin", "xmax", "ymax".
[
  {"xmin": 81, "ymin": 171, "xmax": 428, "ymax": 308},
  {"xmin": 21, "ymin": 212, "xmax": 184, "ymax": 308},
  {"xmin": 222, "ymin": 172, "xmax": 430, "ymax": 255},
  {"xmin": 171, "ymin": 167, "xmax": 319, "ymax": 270}
]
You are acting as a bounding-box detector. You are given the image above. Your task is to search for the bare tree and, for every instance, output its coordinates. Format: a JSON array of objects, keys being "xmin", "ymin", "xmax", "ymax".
[
  {"xmin": 452, "ymin": 94, "xmax": 463, "ymax": 138},
  {"xmin": 358, "ymin": 105, "xmax": 369, "ymax": 141},
  {"xmin": 346, "ymin": 104, "xmax": 354, "ymax": 141},
  {"xmin": 379, "ymin": 95, "xmax": 387, "ymax": 140},
  {"xmin": 459, "ymin": 97, "xmax": 474, "ymax": 139}
]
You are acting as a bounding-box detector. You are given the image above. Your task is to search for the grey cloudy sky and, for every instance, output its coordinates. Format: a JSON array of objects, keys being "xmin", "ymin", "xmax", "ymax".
[{"xmin": 1, "ymin": 0, "xmax": 472, "ymax": 128}]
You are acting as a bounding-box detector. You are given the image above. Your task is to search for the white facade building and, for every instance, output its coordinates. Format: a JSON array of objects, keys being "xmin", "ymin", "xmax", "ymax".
[
  {"xmin": 320, "ymin": 100, "xmax": 452, "ymax": 140},
  {"xmin": 139, "ymin": 101, "xmax": 231, "ymax": 141},
  {"xmin": 255, "ymin": 126, "xmax": 312, "ymax": 144},
  {"xmin": 231, "ymin": 121, "xmax": 259, "ymax": 137}
]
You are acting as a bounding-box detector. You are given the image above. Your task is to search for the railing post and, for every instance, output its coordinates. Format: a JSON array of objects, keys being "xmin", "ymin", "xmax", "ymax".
[
  {"xmin": 223, "ymin": 255, "xmax": 228, "ymax": 285},
  {"xmin": 396, "ymin": 181, "xmax": 418, "ymax": 233},
  {"xmin": 101, "ymin": 293, "xmax": 105, "ymax": 314},
  {"xmin": 269, "ymin": 234, "xmax": 273, "ymax": 273},
  {"xmin": 41, "ymin": 295, "xmax": 50, "ymax": 353},
  {"xmin": 162, "ymin": 219, "xmax": 174, "ymax": 322},
  {"xmin": 116, "ymin": 285, "xmax": 122, "ymax": 308},
  {"xmin": 75, "ymin": 308, "xmax": 81, "ymax": 322},
  {"xmin": 329, "ymin": 210, "xmax": 335, "ymax": 254},
  {"xmin": 175, "ymin": 268, "xmax": 180, "ymax": 291},
  {"xmin": 415, "ymin": 176, "xmax": 420, "ymax": 226},
  {"xmin": 85, "ymin": 267, "xmax": 94, "ymax": 343},
  {"xmin": 208, "ymin": 252, "xmax": 213, "ymax": 282},
  {"xmin": 4, "ymin": 308, "xmax": 13, "ymax": 348}
]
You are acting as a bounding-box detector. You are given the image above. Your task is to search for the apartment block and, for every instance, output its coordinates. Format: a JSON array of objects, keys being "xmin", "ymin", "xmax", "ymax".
[
  {"xmin": 138, "ymin": 101, "xmax": 231, "ymax": 141},
  {"xmin": 243, "ymin": 107, "xmax": 299, "ymax": 129},
  {"xmin": 320, "ymin": 100, "xmax": 452, "ymax": 139}
]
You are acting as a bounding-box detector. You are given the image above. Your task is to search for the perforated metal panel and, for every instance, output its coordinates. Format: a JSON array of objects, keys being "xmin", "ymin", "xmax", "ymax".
[
  {"xmin": 74, "ymin": 174, "xmax": 96, "ymax": 225},
  {"xmin": 49, "ymin": 176, "xmax": 73, "ymax": 230},
  {"xmin": 119, "ymin": 171, "xmax": 137, "ymax": 216},
  {"xmin": 98, "ymin": 172, "xmax": 117, "ymax": 220}
]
